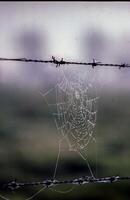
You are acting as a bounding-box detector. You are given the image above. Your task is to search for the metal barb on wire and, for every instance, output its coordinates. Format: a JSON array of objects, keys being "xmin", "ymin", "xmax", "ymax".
[
  {"xmin": 0, "ymin": 56, "xmax": 130, "ymax": 69},
  {"xmin": 119, "ymin": 63, "xmax": 129, "ymax": 70},
  {"xmin": 1, "ymin": 176, "xmax": 130, "ymax": 191},
  {"xmin": 91, "ymin": 59, "xmax": 102, "ymax": 69},
  {"xmin": 51, "ymin": 56, "xmax": 66, "ymax": 67}
]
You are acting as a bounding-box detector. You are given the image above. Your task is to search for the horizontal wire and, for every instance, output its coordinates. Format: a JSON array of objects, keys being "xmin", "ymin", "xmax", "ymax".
[
  {"xmin": 0, "ymin": 56, "xmax": 130, "ymax": 69},
  {"xmin": 1, "ymin": 176, "xmax": 130, "ymax": 191}
]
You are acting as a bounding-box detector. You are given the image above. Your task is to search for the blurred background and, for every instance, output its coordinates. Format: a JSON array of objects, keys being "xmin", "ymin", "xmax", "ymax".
[{"xmin": 0, "ymin": 2, "xmax": 130, "ymax": 200}]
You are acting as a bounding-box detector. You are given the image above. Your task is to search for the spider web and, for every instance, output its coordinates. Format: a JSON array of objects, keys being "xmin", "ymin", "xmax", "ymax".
[
  {"xmin": 54, "ymin": 70, "xmax": 98, "ymax": 152},
  {"xmin": 40, "ymin": 64, "xmax": 99, "ymax": 184}
]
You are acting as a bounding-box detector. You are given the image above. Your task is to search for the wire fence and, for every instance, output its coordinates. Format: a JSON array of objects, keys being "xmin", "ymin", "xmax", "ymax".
[
  {"xmin": 0, "ymin": 56, "xmax": 130, "ymax": 192},
  {"xmin": 1, "ymin": 176, "xmax": 130, "ymax": 191},
  {"xmin": 0, "ymin": 56, "xmax": 130, "ymax": 69}
]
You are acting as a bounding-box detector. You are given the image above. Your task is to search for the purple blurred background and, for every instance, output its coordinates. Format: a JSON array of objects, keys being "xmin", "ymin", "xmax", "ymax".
[{"xmin": 0, "ymin": 2, "xmax": 130, "ymax": 90}]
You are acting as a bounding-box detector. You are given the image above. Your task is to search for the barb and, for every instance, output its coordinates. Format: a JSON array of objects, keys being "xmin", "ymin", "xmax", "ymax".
[
  {"xmin": 0, "ymin": 57, "xmax": 130, "ymax": 69},
  {"xmin": 1, "ymin": 176, "xmax": 130, "ymax": 191}
]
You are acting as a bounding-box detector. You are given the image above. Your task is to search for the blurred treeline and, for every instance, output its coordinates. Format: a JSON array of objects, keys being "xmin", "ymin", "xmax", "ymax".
[{"xmin": 0, "ymin": 82, "xmax": 130, "ymax": 200}]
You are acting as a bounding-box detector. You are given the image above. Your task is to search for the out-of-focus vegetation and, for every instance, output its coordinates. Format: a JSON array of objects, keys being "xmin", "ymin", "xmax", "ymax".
[{"xmin": 0, "ymin": 84, "xmax": 130, "ymax": 200}]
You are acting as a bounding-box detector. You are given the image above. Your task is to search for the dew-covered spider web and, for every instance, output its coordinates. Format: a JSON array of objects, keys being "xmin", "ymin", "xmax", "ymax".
[
  {"xmin": 40, "ymin": 64, "xmax": 100, "ymax": 190},
  {"xmin": 54, "ymin": 68, "xmax": 98, "ymax": 153}
]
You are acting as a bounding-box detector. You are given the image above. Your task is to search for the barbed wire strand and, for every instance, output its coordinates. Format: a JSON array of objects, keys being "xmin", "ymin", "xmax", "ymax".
[
  {"xmin": 1, "ymin": 176, "xmax": 130, "ymax": 191},
  {"xmin": 0, "ymin": 57, "xmax": 130, "ymax": 69}
]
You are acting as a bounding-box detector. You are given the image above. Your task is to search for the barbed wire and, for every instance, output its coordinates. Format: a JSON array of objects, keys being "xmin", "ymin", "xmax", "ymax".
[
  {"xmin": 0, "ymin": 56, "xmax": 130, "ymax": 69},
  {"xmin": 1, "ymin": 176, "xmax": 130, "ymax": 191}
]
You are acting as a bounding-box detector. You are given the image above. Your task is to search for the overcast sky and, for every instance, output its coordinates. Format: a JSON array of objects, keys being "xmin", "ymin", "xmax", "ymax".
[{"xmin": 0, "ymin": 2, "xmax": 130, "ymax": 89}]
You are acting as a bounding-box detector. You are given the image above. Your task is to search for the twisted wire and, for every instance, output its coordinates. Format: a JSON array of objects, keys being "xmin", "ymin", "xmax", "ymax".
[
  {"xmin": 0, "ymin": 57, "xmax": 129, "ymax": 69},
  {"xmin": 1, "ymin": 176, "xmax": 130, "ymax": 191}
]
